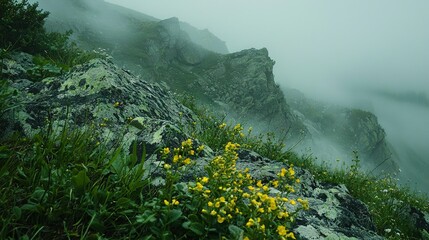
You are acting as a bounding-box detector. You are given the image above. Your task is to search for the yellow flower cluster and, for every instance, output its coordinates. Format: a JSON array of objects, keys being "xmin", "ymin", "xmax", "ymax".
[
  {"xmin": 187, "ymin": 142, "xmax": 308, "ymax": 239},
  {"xmin": 163, "ymin": 199, "xmax": 180, "ymax": 206},
  {"xmin": 161, "ymin": 139, "xmax": 204, "ymax": 169}
]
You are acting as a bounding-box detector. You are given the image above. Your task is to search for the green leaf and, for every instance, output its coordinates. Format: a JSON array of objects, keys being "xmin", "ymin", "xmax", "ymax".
[
  {"xmin": 12, "ymin": 206, "xmax": 22, "ymax": 220},
  {"xmin": 164, "ymin": 209, "xmax": 182, "ymax": 225},
  {"xmin": 136, "ymin": 210, "xmax": 157, "ymax": 224},
  {"xmin": 72, "ymin": 170, "xmax": 90, "ymax": 190},
  {"xmin": 182, "ymin": 221, "xmax": 205, "ymax": 236},
  {"xmin": 228, "ymin": 225, "xmax": 244, "ymax": 240}
]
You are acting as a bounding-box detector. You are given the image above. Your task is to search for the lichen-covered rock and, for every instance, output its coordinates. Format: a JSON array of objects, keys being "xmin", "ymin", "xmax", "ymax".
[
  {"xmin": 2, "ymin": 54, "xmax": 195, "ymax": 159},
  {"xmin": 236, "ymin": 149, "xmax": 384, "ymax": 240}
]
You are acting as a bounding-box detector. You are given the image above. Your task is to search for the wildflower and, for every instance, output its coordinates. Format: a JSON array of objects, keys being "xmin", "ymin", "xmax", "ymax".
[
  {"xmin": 113, "ymin": 101, "xmax": 121, "ymax": 107},
  {"xmin": 163, "ymin": 164, "xmax": 171, "ymax": 170},
  {"xmin": 217, "ymin": 215, "xmax": 225, "ymax": 223},
  {"xmin": 277, "ymin": 225, "xmax": 287, "ymax": 236},
  {"xmin": 210, "ymin": 210, "xmax": 217, "ymax": 216},
  {"xmin": 182, "ymin": 138, "xmax": 193, "ymax": 148},
  {"xmin": 279, "ymin": 168, "xmax": 287, "ymax": 177},
  {"xmin": 219, "ymin": 123, "xmax": 227, "ymax": 129},
  {"xmin": 195, "ymin": 182, "xmax": 204, "ymax": 191},
  {"xmin": 171, "ymin": 199, "xmax": 180, "ymax": 205},
  {"xmin": 208, "ymin": 201, "xmax": 214, "ymax": 207},
  {"xmin": 297, "ymin": 198, "xmax": 309, "ymax": 210},
  {"xmin": 164, "ymin": 200, "xmax": 170, "ymax": 206},
  {"xmin": 162, "ymin": 147, "xmax": 170, "ymax": 155},
  {"xmin": 201, "ymin": 177, "xmax": 209, "ymax": 183},
  {"xmin": 290, "ymin": 200, "xmax": 296, "ymax": 205},
  {"xmin": 189, "ymin": 149, "xmax": 195, "ymax": 155},
  {"xmin": 197, "ymin": 145, "xmax": 205, "ymax": 152},
  {"xmin": 246, "ymin": 218, "xmax": 255, "ymax": 227},
  {"xmin": 233, "ymin": 123, "xmax": 243, "ymax": 132},
  {"xmin": 173, "ymin": 154, "xmax": 181, "ymax": 163},
  {"xmin": 183, "ymin": 157, "xmax": 191, "ymax": 165}
]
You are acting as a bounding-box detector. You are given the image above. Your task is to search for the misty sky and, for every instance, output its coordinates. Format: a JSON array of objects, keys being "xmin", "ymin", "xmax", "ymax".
[
  {"xmin": 106, "ymin": 0, "xmax": 429, "ymax": 101},
  {"xmin": 104, "ymin": 0, "xmax": 429, "ymax": 192}
]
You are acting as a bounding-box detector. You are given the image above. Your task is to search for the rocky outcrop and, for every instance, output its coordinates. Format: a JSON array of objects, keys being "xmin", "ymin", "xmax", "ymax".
[
  {"xmin": 4, "ymin": 52, "xmax": 429, "ymax": 239},
  {"xmin": 1, "ymin": 52, "xmax": 195, "ymax": 160},
  {"xmin": 284, "ymin": 88, "xmax": 399, "ymax": 173}
]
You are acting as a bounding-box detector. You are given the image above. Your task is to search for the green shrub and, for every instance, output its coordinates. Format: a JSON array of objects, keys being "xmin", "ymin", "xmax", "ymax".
[{"xmin": 0, "ymin": 0, "xmax": 49, "ymax": 53}]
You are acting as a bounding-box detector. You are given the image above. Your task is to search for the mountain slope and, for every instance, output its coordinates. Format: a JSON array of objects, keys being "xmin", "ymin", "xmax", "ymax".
[{"xmin": 34, "ymin": 0, "xmax": 397, "ymax": 172}]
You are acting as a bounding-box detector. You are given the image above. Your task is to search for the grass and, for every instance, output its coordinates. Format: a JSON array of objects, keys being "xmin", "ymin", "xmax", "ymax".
[
  {"xmin": 180, "ymin": 96, "xmax": 429, "ymax": 240},
  {"xmin": 1, "ymin": 81, "xmax": 427, "ymax": 240},
  {"xmin": 0, "ymin": 108, "xmax": 307, "ymax": 239}
]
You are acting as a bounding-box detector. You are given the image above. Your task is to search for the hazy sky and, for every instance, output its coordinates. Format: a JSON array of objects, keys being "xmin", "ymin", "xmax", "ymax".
[{"xmin": 106, "ymin": 0, "xmax": 429, "ymax": 100}]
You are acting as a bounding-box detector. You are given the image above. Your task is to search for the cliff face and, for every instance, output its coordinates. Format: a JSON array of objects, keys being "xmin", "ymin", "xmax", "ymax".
[
  {"xmin": 34, "ymin": 0, "xmax": 397, "ymax": 170},
  {"xmin": 285, "ymin": 88, "xmax": 398, "ymax": 172}
]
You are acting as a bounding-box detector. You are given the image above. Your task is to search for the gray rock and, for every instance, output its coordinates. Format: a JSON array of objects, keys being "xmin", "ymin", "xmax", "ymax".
[
  {"xmin": 2, "ymin": 55, "xmax": 196, "ymax": 160},
  {"xmin": 1, "ymin": 52, "xmax": 34, "ymax": 80},
  {"xmin": 236, "ymin": 149, "xmax": 384, "ymax": 240}
]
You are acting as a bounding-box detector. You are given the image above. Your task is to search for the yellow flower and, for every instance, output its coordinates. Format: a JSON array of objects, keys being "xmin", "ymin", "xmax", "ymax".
[
  {"xmin": 290, "ymin": 200, "xmax": 296, "ymax": 205},
  {"xmin": 215, "ymin": 202, "xmax": 221, "ymax": 208},
  {"xmin": 182, "ymin": 138, "xmax": 193, "ymax": 148},
  {"xmin": 210, "ymin": 210, "xmax": 217, "ymax": 216},
  {"xmin": 201, "ymin": 177, "xmax": 209, "ymax": 183},
  {"xmin": 195, "ymin": 182, "xmax": 204, "ymax": 191},
  {"xmin": 197, "ymin": 145, "xmax": 205, "ymax": 152},
  {"xmin": 162, "ymin": 147, "xmax": 170, "ymax": 155},
  {"xmin": 260, "ymin": 224, "xmax": 265, "ymax": 231},
  {"xmin": 189, "ymin": 149, "xmax": 195, "ymax": 155},
  {"xmin": 244, "ymin": 237, "xmax": 250, "ymax": 240},
  {"xmin": 219, "ymin": 197, "xmax": 226, "ymax": 203},
  {"xmin": 272, "ymin": 180, "xmax": 279, "ymax": 188},
  {"xmin": 164, "ymin": 200, "xmax": 170, "ymax": 206},
  {"xmin": 279, "ymin": 168, "xmax": 287, "ymax": 177},
  {"xmin": 256, "ymin": 180, "xmax": 263, "ymax": 188},
  {"xmin": 183, "ymin": 157, "xmax": 191, "ymax": 165},
  {"xmin": 277, "ymin": 211, "xmax": 289, "ymax": 219},
  {"xmin": 163, "ymin": 164, "xmax": 171, "ymax": 170},
  {"xmin": 217, "ymin": 215, "xmax": 225, "ymax": 223},
  {"xmin": 172, "ymin": 199, "xmax": 180, "ymax": 205},
  {"xmin": 208, "ymin": 201, "xmax": 214, "ymax": 207},
  {"xmin": 173, "ymin": 154, "xmax": 181, "ymax": 163},
  {"xmin": 219, "ymin": 123, "xmax": 227, "ymax": 129},
  {"xmin": 233, "ymin": 123, "xmax": 243, "ymax": 132},
  {"xmin": 277, "ymin": 225, "xmax": 287, "ymax": 236},
  {"xmin": 246, "ymin": 218, "xmax": 255, "ymax": 227}
]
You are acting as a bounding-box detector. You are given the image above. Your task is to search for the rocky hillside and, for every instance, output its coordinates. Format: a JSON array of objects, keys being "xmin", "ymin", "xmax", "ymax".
[
  {"xmin": 34, "ymin": 0, "xmax": 397, "ymax": 172},
  {"xmin": 1, "ymin": 51, "xmax": 390, "ymax": 239}
]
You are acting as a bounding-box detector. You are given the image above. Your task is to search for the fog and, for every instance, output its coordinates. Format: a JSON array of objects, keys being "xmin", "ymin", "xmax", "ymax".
[{"xmin": 103, "ymin": 1, "xmax": 429, "ymax": 193}]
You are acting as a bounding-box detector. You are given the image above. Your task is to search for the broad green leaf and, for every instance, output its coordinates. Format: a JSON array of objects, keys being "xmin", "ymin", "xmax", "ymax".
[
  {"xmin": 72, "ymin": 170, "xmax": 90, "ymax": 190},
  {"xmin": 228, "ymin": 225, "xmax": 244, "ymax": 240},
  {"xmin": 165, "ymin": 209, "xmax": 182, "ymax": 225},
  {"xmin": 182, "ymin": 221, "xmax": 205, "ymax": 236}
]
